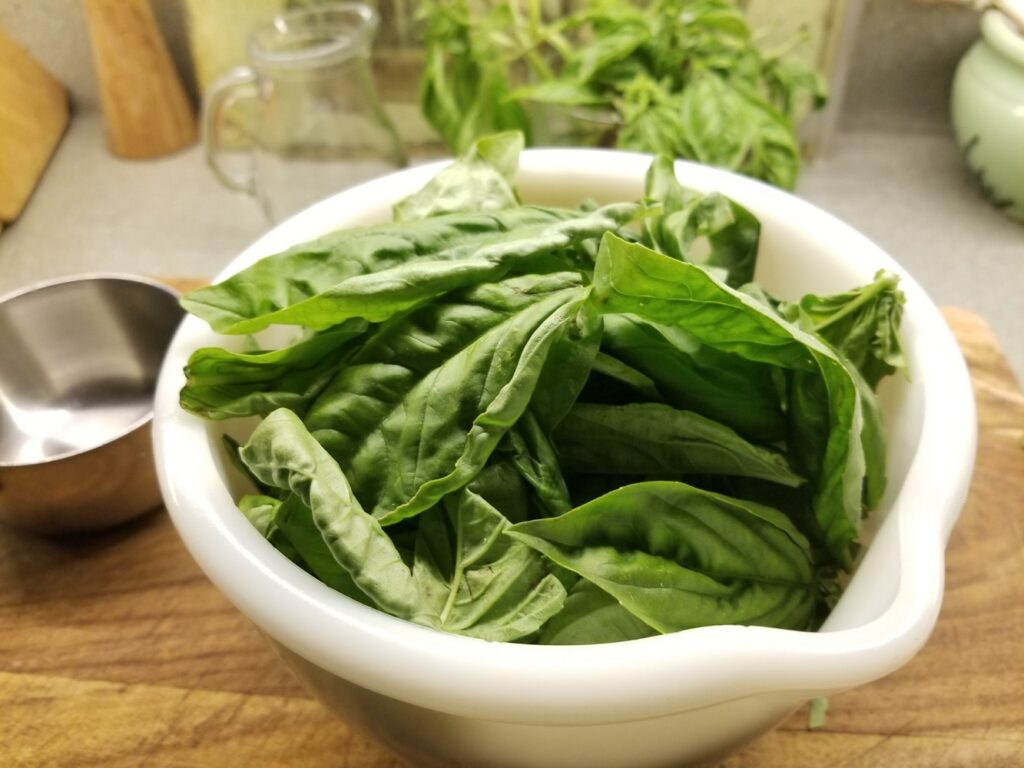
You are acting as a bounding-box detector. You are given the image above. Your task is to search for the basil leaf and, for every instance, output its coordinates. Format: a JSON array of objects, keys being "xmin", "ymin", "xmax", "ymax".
[
  {"xmin": 641, "ymin": 155, "xmax": 761, "ymax": 288},
  {"xmin": 508, "ymin": 481, "xmax": 817, "ymax": 632},
  {"xmin": 180, "ymin": 320, "xmax": 367, "ymax": 419},
  {"xmin": 674, "ymin": 72, "xmax": 801, "ymax": 190},
  {"xmin": 600, "ymin": 313, "xmax": 786, "ymax": 443},
  {"xmin": 304, "ymin": 274, "xmax": 589, "ymax": 525},
  {"xmin": 778, "ymin": 271, "xmax": 905, "ymax": 507},
  {"xmin": 539, "ymin": 580, "xmax": 656, "ymax": 645},
  {"xmin": 418, "ymin": 1, "xmax": 532, "ymax": 153},
  {"xmin": 779, "ymin": 270, "xmax": 907, "ymax": 389},
  {"xmin": 238, "ymin": 493, "xmax": 281, "ymax": 538},
  {"xmin": 510, "ymin": 79, "xmax": 606, "ymax": 107},
  {"xmin": 272, "ymin": 493, "xmax": 375, "ymax": 607},
  {"xmin": 239, "ymin": 408, "xmax": 422, "ymax": 619},
  {"xmin": 466, "ymin": 458, "xmax": 534, "ymax": 525},
  {"xmin": 181, "ymin": 205, "xmax": 623, "ymax": 334},
  {"xmin": 413, "ymin": 488, "xmax": 566, "ymax": 642},
  {"xmin": 394, "ymin": 131, "xmax": 523, "ymax": 221},
  {"xmin": 506, "ymin": 411, "xmax": 572, "ymax": 517},
  {"xmin": 850, "ymin": 363, "xmax": 888, "ymax": 510},
  {"xmin": 527, "ymin": 297, "xmax": 602, "ymax": 432},
  {"xmin": 590, "ymin": 233, "xmax": 863, "ymax": 564},
  {"xmin": 554, "ymin": 402, "xmax": 803, "ymax": 487},
  {"xmin": 238, "ymin": 493, "xmax": 306, "ymax": 566},
  {"xmin": 587, "ymin": 351, "xmax": 664, "ymax": 403}
]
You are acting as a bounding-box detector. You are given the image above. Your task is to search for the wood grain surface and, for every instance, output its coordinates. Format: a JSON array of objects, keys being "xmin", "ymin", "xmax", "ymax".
[
  {"xmin": 81, "ymin": 0, "xmax": 197, "ymax": 159},
  {"xmin": 0, "ymin": 25, "xmax": 69, "ymax": 222},
  {"xmin": 1, "ymin": 308, "xmax": 1021, "ymax": 768}
]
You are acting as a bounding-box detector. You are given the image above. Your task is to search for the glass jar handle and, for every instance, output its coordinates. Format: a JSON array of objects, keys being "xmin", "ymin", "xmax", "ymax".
[{"xmin": 203, "ymin": 66, "xmax": 259, "ymax": 194}]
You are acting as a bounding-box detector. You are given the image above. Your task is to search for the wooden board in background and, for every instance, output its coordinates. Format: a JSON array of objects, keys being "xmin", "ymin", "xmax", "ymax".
[
  {"xmin": 0, "ymin": 26, "xmax": 69, "ymax": 223},
  {"xmin": 81, "ymin": 0, "xmax": 197, "ymax": 159},
  {"xmin": 1, "ymin": 308, "xmax": 1021, "ymax": 767}
]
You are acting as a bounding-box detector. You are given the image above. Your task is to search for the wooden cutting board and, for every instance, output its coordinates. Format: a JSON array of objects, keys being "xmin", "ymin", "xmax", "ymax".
[{"xmin": 1, "ymin": 307, "xmax": 1021, "ymax": 768}]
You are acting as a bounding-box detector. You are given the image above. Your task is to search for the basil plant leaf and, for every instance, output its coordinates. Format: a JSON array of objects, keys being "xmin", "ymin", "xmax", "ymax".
[
  {"xmin": 413, "ymin": 488, "xmax": 566, "ymax": 642},
  {"xmin": 505, "ymin": 411, "xmax": 573, "ymax": 517},
  {"xmin": 238, "ymin": 408, "xmax": 424, "ymax": 620},
  {"xmin": 590, "ymin": 233, "xmax": 864, "ymax": 565},
  {"xmin": 527, "ymin": 296, "xmax": 603, "ymax": 432},
  {"xmin": 554, "ymin": 402, "xmax": 803, "ymax": 487},
  {"xmin": 466, "ymin": 458, "xmax": 534, "ymax": 525},
  {"xmin": 599, "ymin": 313, "xmax": 787, "ymax": 443},
  {"xmin": 641, "ymin": 155, "xmax": 761, "ymax": 288},
  {"xmin": 238, "ymin": 493, "xmax": 306, "ymax": 567},
  {"xmin": 182, "ymin": 204, "xmax": 633, "ymax": 335},
  {"xmin": 417, "ymin": 1, "xmax": 532, "ymax": 154},
  {"xmin": 180, "ymin": 319, "xmax": 368, "ymax": 419},
  {"xmin": 587, "ymin": 351, "xmax": 664, "ymax": 403},
  {"xmin": 779, "ymin": 269, "xmax": 907, "ymax": 390},
  {"xmin": 271, "ymin": 492, "xmax": 375, "ymax": 607},
  {"xmin": 508, "ymin": 481, "xmax": 817, "ymax": 633},
  {"xmin": 675, "ymin": 72, "xmax": 801, "ymax": 190},
  {"xmin": 394, "ymin": 131, "xmax": 524, "ymax": 221},
  {"xmin": 539, "ymin": 580, "xmax": 656, "ymax": 645},
  {"xmin": 304, "ymin": 273, "xmax": 591, "ymax": 525},
  {"xmin": 237, "ymin": 493, "xmax": 281, "ymax": 538}
]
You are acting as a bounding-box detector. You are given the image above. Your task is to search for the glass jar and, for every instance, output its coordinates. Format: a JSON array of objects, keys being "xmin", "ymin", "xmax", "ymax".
[{"xmin": 203, "ymin": 2, "xmax": 407, "ymax": 222}]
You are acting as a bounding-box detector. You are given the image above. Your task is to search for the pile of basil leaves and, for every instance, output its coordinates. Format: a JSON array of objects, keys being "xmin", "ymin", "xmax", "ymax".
[
  {"xmin": 418, "ymin": 0, "xmax": 826, "ymax": 189},
  {"xmin": 180, "ymin": 133, "xmax": 905, "ymax": 645}
]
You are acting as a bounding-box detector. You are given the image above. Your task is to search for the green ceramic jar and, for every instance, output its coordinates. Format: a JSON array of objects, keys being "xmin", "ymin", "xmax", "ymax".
[{"xmin": 951, "ymin": 10, "xmax": 1024, "ymax": 222}]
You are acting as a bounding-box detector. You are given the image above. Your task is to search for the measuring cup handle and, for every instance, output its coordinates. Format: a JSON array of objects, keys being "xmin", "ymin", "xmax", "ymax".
[{"xmin": 202, "ymin": 66, "xmax": 259, "ymax": 194}]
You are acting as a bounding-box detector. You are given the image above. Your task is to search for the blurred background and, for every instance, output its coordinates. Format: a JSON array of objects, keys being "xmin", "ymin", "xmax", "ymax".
[{"xmin": 0, "ymin": 0, "xmax": 1021, "ymax": 378}]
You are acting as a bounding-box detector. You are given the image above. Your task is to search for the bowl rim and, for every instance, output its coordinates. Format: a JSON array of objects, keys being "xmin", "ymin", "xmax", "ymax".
[
  {"xmin": 153, "ymin": 148, "xmax": 976, "ymax": 725},
  {"xmin": 0, "ymin": 272, "xmax": 181, "ymax": 469}
]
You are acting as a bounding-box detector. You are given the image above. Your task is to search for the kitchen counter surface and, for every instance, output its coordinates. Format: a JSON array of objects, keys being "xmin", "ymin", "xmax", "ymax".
[{"xmin": 1, "ymin": 109, "xmax": 1021, "ymax": 379}]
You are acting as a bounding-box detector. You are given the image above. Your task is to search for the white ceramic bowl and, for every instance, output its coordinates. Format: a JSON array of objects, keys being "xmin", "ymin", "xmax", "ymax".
[{"xmin": 153, "ymin": 150, "xmax": 976, "ymax": 768}]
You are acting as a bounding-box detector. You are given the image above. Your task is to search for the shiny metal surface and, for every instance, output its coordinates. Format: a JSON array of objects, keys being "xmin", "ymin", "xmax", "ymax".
[{"xmin": 0, "ymin": 275, "xmax": 182, "ymax": 533}]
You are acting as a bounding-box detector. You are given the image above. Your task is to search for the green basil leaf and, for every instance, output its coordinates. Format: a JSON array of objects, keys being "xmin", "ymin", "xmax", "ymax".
[
  {"xmin": 418, "ymin": 2, "xmax": 532, "ymax": 153},
  {"xmin": 272, "ymin": 493, "xmax": 375, "ymax": 607},
  {"xmin": 527, "ymin": 298, "xmax": 602, "ymax": 432},
  {"xmin": 675, "ymin": 72, "xmax": 801, "ymax": 190},
  {"xmin": 641, "ymin": 155, "xmax": 761, "ymax": 288},
  {"xmin": 506, "ymin": 410, "xmax": 572, "ymax": 517},
  {"xmin": 304, "ymin": 274, "xmax": 589, "ymax": 525},
  {"xmin": 587, "ymin": 351, "xmax": 664, "ymax": 403},
  {"xmin": 554, "ymin": 402, "xmax": 803, "ymax": 487},
  {"xmin": 238, "ymin": 408, "xmax": 423, "ymax": 619},
  {"xmin": 510, "ymin": 79, "xmax": 606, "ymax": 107},
  {"xmin": 590, "ymin": 233, "xmax": 863, "ymax": 564},
  {"xmin": 466, "ymin": 458, "xmax": 534, "ymax": 524},
  {"xmin": 850, "ymin": 363, "xmax": 888, "ymax": 510},
  {"xmin": 413, "ymin": 488, "xmax": 566, "ymax": 642},
  {"xmin": 238, "ymin": 493, "xmax": 281, "ymax": 538},
  {"xmin": 238, "ymin": 493, "xmax": 306, "ymax": 566},
  {"xmin": 508, "ymin": 481, "xmax": 817, "ymax": 632},
  {"xmin": 181, "ymin": 205, "xmax": 617, "ymax": 334},
  {"xmin": 600, "ymin": 313, "xmax": 786, "ymax": 443},
  {"xmin": 539, "ymin": 579, "xmax": 656, "ymax": 645},
  {"xmin": 222, "ymin": 435, "xmax": 286, "ymax": 500},
  {"xmin": 180, "ymin": 320, "xmax": 367, "ymax": 419},
  {"xmin": 394, "ymin": 131, "xmax": 523, "ymax": 221},
  {"xmin": 568, "ymin": 22, "xmax": 651, "ymax": 83},
  {"xmin": 779, "ymin": 270, "xmax": 907, "ymax": 389}
]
